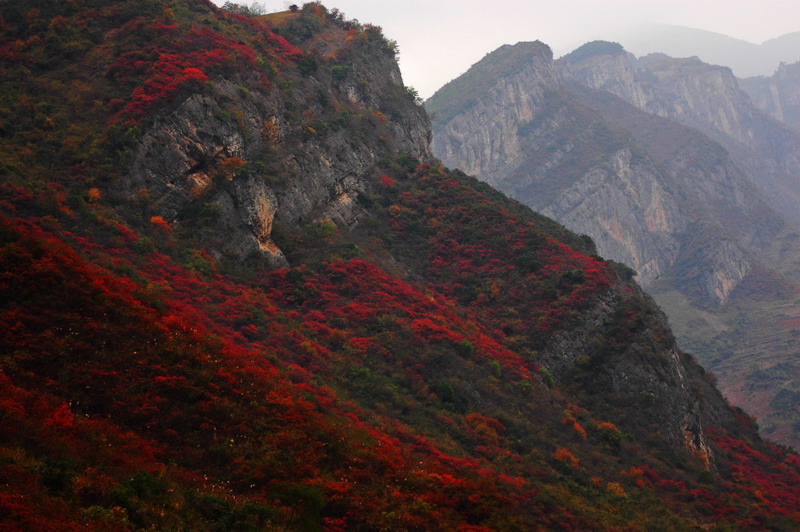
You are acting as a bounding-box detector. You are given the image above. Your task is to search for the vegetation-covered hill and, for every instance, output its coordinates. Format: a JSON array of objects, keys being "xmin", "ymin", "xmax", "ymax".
[{"xmin": 2, "ymin": 1, "xmax": 800, "ymax": 530}]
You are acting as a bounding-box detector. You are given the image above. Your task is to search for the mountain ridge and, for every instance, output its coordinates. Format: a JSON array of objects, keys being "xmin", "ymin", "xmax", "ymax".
[
  {"xmin": 608, "ymin": 23, "xmax": 800, "ymax": 78},
  {"xmin": 428, "ymin": 39, "xmax": 800, "ymax": 450},
  {"xmin": 2, "ymin": 1, "xmax": 800, "ymax": 529}
]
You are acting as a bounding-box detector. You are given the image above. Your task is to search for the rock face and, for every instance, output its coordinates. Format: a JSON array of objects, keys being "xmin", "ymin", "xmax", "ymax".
[
  {"xmin": 536, "ymin": 146, "xmax": 682, "ymax": 286},
  {"xmin": 740, "ymin": 60, "xmax": 800, "ymax": 133},
  {"xmin": 563, "ymin": 42, "xmax": 650, "ymax": 108},
  {"xmin": 427, "ymin": 40, "xmax": 800, "ymax": 448},
  {"xmin": 630, "ymin": 55, "xmax": 756, "ymax": 146},
  {"xmin": 539, "ymin": 285, "xmax": 723, "ymax": 464},
  {"xmin": 428, "ymin": 42, "xmax": 564, "ymax": 180},
  {"xmin": 117, "ymin": 34, "xmax": 429, "ymax": 267},
  {"xmin": 429, "ymin": 42, "xmax": 781, "ymax": 306},
  {"xmin": 566, "ymin": 44, "xmax": 800, "ymax": 228},
  {"xmin": 568, "ymin": 48, "xmax": 754, "ymax": 145}
]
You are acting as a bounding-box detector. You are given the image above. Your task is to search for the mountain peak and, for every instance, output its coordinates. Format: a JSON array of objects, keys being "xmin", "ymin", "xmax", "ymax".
[
  {"xmin": 426, "ymin": 40, "xmax": 556, "ymax": 125},
  {"xmin": 563, "ymin": 40, "xmax": 626, "ymax": 64}
]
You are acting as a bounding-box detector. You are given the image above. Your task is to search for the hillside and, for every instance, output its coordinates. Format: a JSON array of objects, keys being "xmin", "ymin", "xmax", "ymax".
[
  {"xmin": 2, "ymin": 1, "xmax": 800, "ymax": 530},
  {"xmin": 427, "ymin": 41, "xmax": 800, "ymax": 450}
]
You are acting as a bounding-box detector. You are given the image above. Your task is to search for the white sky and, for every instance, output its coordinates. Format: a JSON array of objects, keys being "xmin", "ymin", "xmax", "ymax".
[{"xmin": 214, "ymin": 1, "xmax": 800, "ymax": 98}]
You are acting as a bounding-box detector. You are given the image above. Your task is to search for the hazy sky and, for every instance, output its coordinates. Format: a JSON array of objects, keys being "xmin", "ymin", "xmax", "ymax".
[{"xmin": 215, "ymin": 1, "xmax": 800, "ymax": 98}]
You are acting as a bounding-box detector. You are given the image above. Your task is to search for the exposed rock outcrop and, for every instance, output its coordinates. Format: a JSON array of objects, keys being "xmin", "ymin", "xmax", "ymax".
[
  {"xmin": 540, "ymin": 285, "xmax": 726, "ymax": 459},
  {"xmin": 740, "ymin": 60, "xmax": 800, "ymax": 133},
  {"xmin": 536, "ymin": 146, "xmax": 682, "ymax": 285},
  {"xmin": 566, "ymin": 44, "xmax": 800, "ymax": 228},
  {"xmin": 118, "ymin": 34, "xmax": 429, "ymax": 266},
  {"xmin": 429, "ymin": 42, "xmax": 563, "ymax": 180}
]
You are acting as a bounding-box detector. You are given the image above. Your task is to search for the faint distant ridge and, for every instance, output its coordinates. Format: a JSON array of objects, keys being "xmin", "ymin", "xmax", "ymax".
[{"xmin": 610, "ymin": 23, "xmax": 800, "ymax": 77}]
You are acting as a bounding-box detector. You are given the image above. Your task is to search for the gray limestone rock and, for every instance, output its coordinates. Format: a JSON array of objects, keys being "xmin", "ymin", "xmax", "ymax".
[{"xmin": 117, "ymin": 41, "xmax": 430, "ymax": 266}]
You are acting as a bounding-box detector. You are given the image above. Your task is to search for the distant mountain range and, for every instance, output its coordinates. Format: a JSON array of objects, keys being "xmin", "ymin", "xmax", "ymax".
[
  {"xmin": 608, "ymin": 24, "xmax": 800, "ymax": 78},
  {"xmin": 428, "ymin": 39, "xmax": 800, "ymax": 449}
]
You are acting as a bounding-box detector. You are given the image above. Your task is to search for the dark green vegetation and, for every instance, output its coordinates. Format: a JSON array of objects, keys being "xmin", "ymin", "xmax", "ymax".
[{"xmin": 2, "ymin": 1, "xmax": 800, "ymax": 530}]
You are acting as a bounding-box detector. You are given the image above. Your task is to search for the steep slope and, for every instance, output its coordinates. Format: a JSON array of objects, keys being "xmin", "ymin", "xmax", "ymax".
[
  {"xmin": 428, "ymin": 42, "xmax": 781, "ymax": 303},
  {"xmin": 565, "ymin": 44, "xmax": 800, "ymax": 447},
  {"xmin": 567, "ymin": 43, "xmax": 800, "ymax": 227},
  {"xmin": 428, "ymin": 41, "xmax": 800, "ymax": 449},
  {"xmin": 740, "ymin": 59, "xmax": 800, "ymax": 133},
  {"xmin": 2, "ymin": 1, "xmax": 800, "ymax": 530}
]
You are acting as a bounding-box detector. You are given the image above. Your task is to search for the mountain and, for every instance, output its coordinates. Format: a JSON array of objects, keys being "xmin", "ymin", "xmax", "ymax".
[
  {"xmin": 427, "ymin": 41, "xmax": 800, "ymax": 449},
  {"xmin": 611, "ymin": 24, "xmax": 800, "ymax": 78},
  {"xmin": 740, "ymin": 59, "xmax": 800, "ymax": 133},
  {"xmin": 565, "ymin": 43, "xmax": 800, "ymax": 227},
  {"xmin": 428, "ymin": 42, "xmax": 782, "ymax": 301},
  {"xmin": 2, "ymin": 1, "xmax": 800, "ymax": 529}
]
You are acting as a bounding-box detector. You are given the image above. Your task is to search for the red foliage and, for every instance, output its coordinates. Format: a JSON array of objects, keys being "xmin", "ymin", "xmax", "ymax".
[
  {"xmin": 149, "ymin": 215, "xmax": 171, "ymax": 234},
  {"xmin": 105, "ymin": 12, "xmax": 304, "ymax": 123},
  {"xmin": 711, "ymin": 433, "xmax": 800, "ymax": 520},
  {"xmin": 0, "ymin": 216, "xmax": 555, "ymax": 528},
  {"xmin": 379, "ymin": 162, "xmax": 613, "ymax": 346},
  {"xmin": 3, "ymin": 169, "xmax": 800, "ymax": 528},
  {"xmin": 554, "ymin": 447, "xmax": 580, "ymax": 469}
]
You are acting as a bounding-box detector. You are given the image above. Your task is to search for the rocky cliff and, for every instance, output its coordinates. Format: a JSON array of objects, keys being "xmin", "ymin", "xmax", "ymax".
[
  {"xmin": 566, "ymin": 43, "xmax": 800, "ymax": 228},
  {"xmin": 429, "ymin": 45, "xmax": 677, "ymax": 287},
  {"xmin": 429, "ymin": 42, "xmax": 780, "ymax": 305},
  {"xmin": 115, "ymin": 22, "xmax": 429, "ymax": 269},
  {"xmin": 427, "ymin": 40, "xmax": 800, "ymax": 448},
  {"xmin": 740, "ymin": 60, "xmax": 800, "ymax": 132},
  {"xmin": 427, "ymin": 42, "xmax": 563, "ymax": 179}
]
